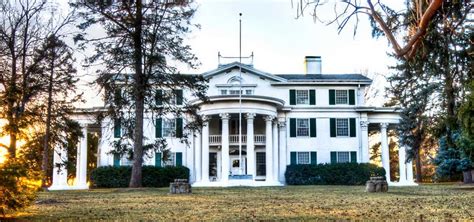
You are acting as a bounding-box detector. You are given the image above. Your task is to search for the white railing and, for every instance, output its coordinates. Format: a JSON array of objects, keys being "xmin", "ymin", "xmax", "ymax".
[{"xmin": 208, "ymin": 134, "xmax": 266, "ymax": 145}]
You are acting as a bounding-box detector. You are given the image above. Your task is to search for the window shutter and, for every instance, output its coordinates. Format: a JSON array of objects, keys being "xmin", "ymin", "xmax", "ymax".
[
  {"xmin": 156, "ymin": 90, "xmax": 163, "ymax": 105},
  {"xmin": 155, "ymin": 152, "xmax": 162, "ymax": 167},
  {"xmin": 176, "ymin": 118, "xmax": 183, "ymax": 138},
  {"xmin": 156, "ymin": 118, "xmax": 162, "ymax": 138},
  {"xmin": 113, "ymin": 154, "xmax": 120, "ymax": 167},
  {"xmin": 350, "ymin": 151, "xmax": 357, "ymax": 163},
  {"xmin": 114, "ymin": 118, "xmax": 121, "ymax": 138},
  {"xmin": 290, "ymin": 118, "xmax": 296, "ymax": 137},
  {"xmin": 329, "ymin": 89, "xmax": 335, "ymax": 105},
  {"xmin": 349, "ymin": 89, "xmax": 355, "ymax": 105},
  {"xmin": 310, "ymin": 152, "xmax": 317, "ymax": 165},
  {"xmin": 330, "ymin": 118, "xmax": 336, "ymax": 137},
  {"xmin": 349, "ymin": 118, "xmax": 356, "ymax": 137},
  {"xmin": 290, "ymin": 152, "xmax": 297, "ymax": 165},
  {"xmin": 176, "ymin": 152, "xmax": 183, "ymax": 166},
  {"xmin": 330, "ymin": 152, "xmax": 337, "ymax": 164},
  {"xmin": 114, "ymin": 89, "xmax": 121, "ymax": 105},
  {"xmin": 309, "ymin": 90, "xmax": 316, "ymax": 105},
  {"xmin": 310, "ymin": 118, "xmax": 316, "ymax": 137},
  {"xmin": 289, "ymin": 90, "xmax": 296, "ymax": 105},
  {"xmin": 176, "ymin": 89, "xmax": 183, "ymax": 105}
]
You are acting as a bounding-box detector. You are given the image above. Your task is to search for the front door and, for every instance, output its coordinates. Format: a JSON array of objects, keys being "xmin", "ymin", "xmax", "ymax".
[{"xmin": 230, "ymin": 157, "xmax": 246, "ymax": 175}]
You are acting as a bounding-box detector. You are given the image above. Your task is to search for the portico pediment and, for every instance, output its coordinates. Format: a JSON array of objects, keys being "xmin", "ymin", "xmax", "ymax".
[{"xmin": 202, "ymin": 62, "xmax": 287, "ymax": 82}]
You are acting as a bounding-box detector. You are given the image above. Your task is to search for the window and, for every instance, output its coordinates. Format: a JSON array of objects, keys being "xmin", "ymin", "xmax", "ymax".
[
  {"xmin": 221, "ymin": 90, "xmax": 227, "ymax": 95},
  {"xmin": 297, "ymin": 152, "xmax": 310, "ymax": 164},
  {"xmin": 336, "ymin": 119, "xmax": 349, "ymax": 137},
  {"xmin": 331, "ymin": 151, "xmax": 356, "ymax": 163},
  {"xmin": 162, "ymin": 119, "xmax": 176, "ymax": 137},
  {"xmin": 296, "ymin": 119, "xmax": 309, "ymax": 137},
  {"xmin": 256, "ymin": 152, "xmax": 266, "ymax": 176},
  {"xmin": 245, "ymin": 89, "xmax": 252, "ymax": 95},
  {"xmin": 296, "ymin": 90, "xmax": 309, "ymax": 104},
  {"xmin": 229, "ymin": 90, "xmax": 242, "ymax": 95},
  {"xmin": 337, "ymin": 152, "xmax": 350, "ymax": 163},
  {"xmin": 335, "ymin": 90, "xmax": 348, "ymax": 104},
  {"xmin": 163, "ymin": 153, "xmax": 175, "ymax": 166}
]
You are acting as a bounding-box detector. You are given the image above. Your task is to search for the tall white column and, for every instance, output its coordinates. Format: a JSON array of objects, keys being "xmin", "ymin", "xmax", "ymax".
[
  {"xmin": 220, "ymin": 113, "xmax": 230, "ymax": 182},
  {"xmin": 49, "ymin": 145, "xmax": 68, "ymax": 190},
  {"xmin": 360, "ymin": 121, "xmax": 370, "ymax": 163},
  {"xmin": 246, "ymin": 113, "xmax": 256, "ymax": 178},
  {"xmin": 278, "ymin": 118, "xmax": 287, "ymax": 183},
  {"xmin": 407, "ymin": 159, "xmax": 415, "ymax": 183},
  {"xmin": 264, "ymin": 115, "xmax": 274, "ymax": 182},
  {"xmin": 77, "ymin": 124, "xmax": 88, "ymax": 188},
  {"xmin": 202, "ymin": 116, "xmax": 210, "ymax": 182},
  {"xmin": 380, "ymin": 123, "xmax": 391, "ymax": 182},
  {"xmin": 195, "ymin": 130, "xmax": 202, "ymax": 182},
  {"xmin": 272, "ymin": 121, "xmax": 279, "ymax": 181},
  {"xmin": 398, "ymin": 145, "xmax": 407, "ymax": 183}
]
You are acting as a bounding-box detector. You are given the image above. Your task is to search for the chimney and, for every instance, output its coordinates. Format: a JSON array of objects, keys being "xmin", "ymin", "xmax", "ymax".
[{"xmin": 305, "ymin": 56, "xmax": 322, "ymax": 74}]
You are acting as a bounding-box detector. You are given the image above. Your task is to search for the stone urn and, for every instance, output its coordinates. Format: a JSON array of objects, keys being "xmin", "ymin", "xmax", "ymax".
[
  {"xmin": 366, "ymin": 176, "xmax": 388, "ymax": 193},
  {"xmin": 170, "ymin": 179, "xmax": 192, "ymax": 194}
]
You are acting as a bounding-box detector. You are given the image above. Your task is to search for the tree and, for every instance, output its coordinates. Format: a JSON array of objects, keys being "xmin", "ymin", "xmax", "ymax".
[
  {"xmin": 294, "ymin": 0, "xmax": 444, "ymax": 59},
  {"xmin": 71, "ymin": 0, "xmax": 207, "ymax": 187}
]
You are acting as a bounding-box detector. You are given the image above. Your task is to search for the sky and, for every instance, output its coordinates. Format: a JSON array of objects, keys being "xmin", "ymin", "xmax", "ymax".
[{"xmin": 67, "ymin": 0, "xmax": 405, "ymax": 108}]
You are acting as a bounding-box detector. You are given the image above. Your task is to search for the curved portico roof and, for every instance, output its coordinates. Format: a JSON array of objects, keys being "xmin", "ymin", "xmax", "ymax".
[{"xmin": 194, "ymin": 95, "xmax": 285, "ymax": 116}]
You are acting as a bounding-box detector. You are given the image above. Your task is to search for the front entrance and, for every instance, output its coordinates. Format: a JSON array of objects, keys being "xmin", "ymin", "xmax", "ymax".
[{"xmin": 230, "ymin": 156, "xmax": 246, "ymax": 175}]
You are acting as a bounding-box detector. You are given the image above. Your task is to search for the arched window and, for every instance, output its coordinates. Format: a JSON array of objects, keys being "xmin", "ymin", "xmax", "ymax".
[{"xmin": 227, "ymin": 76, "xmax": 244, "ymax": 85}]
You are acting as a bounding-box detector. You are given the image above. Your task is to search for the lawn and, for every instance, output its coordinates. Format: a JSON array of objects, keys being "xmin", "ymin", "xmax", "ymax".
[{"xmin": 13, "ymin": 184, "xmax": 474, "ymax": 220}]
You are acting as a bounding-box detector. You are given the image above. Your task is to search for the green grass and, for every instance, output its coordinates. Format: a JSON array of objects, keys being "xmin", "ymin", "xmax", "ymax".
[{"xmin": 14, "ymin": 184, "xmax": 474, "ymax": 220}]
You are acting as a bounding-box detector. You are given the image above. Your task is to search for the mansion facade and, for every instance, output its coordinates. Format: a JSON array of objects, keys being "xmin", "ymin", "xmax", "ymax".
[{"xmin": 49, "ymin": 56, "xmax": 417, "ymax": 189}]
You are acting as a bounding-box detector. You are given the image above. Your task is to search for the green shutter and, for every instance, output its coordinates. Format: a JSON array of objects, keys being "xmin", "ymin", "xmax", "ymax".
[
  {"xmin": 330, "ymin": 152, "xmax": 337, "ymax": 164},
  {"xmin": 176, "ymin": 118, "xmax": 183, "ymax": 138},
  {"xmin": 290, "ymin": 152, "xmax": 297, "ymax": 165},
  {"xmin": 289, "ymin": 90, "xmax": 296, "ymax": 105},
  {"xmin": 330, "ymin": 118, "xmax": 336, "ymax": 137},
  {"xmin": 156, "ymin": 90, "xmax": 163, "ymax": 105},
  {"xmin": 349, "ymin": 89, "xmax": 355, "ymax": 105},
  {"xmin": 114, "ymin": 89, "xmax": 121, "ymax": 104},
  {"xmin": 114, "ymin": 119, "xmax": 121, "ymax": 138},
  {"xmin": 310, "ymin": 152, "xmax": 317, "ymax": 165},
  {"xmin": 350, "ymin": 151, "xmax": 357, "ymax": 163},
  {"xmin": 113, "ymin": 154, "xmax": 120, "ymax": 167},
  {"xmin": 310, "ymin": 118, "xmax": 316, "ymax": 137},
  {"xmin": 329, "ymin": 89, "xmax": 335, "ymax": 105},
  {"xmin": 176, "ymin": 152, "xmax": 183, "ymax": 166},
  {"xmin": 290, "ymin": 118, "xmax": 296, "ymax": 137},
  {"xmin": 156, "ymin": 118, "xmax": 162, "ymax": 138},
  {"xmin": 155, "ymin": 152, "xmax": 162, "ymax": 167},
  {"xmin": 176, "ymin": 89, "xmax": 183, "ymax": 105},
  {"xmin": 349, "ymin": 118, "xmax": 356, "ymax": 137},
  {"xmin": 309, "ymin": 90, "xmax": 316, "ymax": 105}
]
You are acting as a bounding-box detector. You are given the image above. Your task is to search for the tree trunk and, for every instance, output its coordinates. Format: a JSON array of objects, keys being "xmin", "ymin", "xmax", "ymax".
[
  {"xmin": 129, "ymin": 0, "xmax": 144, "ymax": 188},
  {"xmin": 41, "ymin": 44, "xmax": 55, "ymax": 188},
  {"xmin": 415, "ymin": 150, "xmax": 422, "ymax": 183}
]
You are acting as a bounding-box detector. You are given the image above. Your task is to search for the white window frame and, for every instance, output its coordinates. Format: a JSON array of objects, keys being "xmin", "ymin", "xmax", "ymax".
[
  {"xmin": 245, "ymin": 89, "xmax": 253, "ymax": 95},
  {"xmin": 162, "ymin": 119, "xmax": 176, "ymax": 137},
  {"xmin": 335, "ymin": 90, "xmax": 349, "ymax": 105},
  {"xmin": 336, "ymin": 118, "xmax": 349, "ymax": 137},
  {"xmin": 163, "ymin": 152, "xmax": 176, "ymax": 166},
  {"xmin": 163, "ymin": 90, "xmax": 177, "ymax": 105},
  {"xmin": 296, "ymin": 90, "xmax": 309, "ymax": 105},
  {"xmin": 296, "ymin": 119, "xmax": 309, "ymax": 137},
  {"xmin": 336, "ymin": 151, "xmax": 350, "ymax": 163},
  {"xmin": 296, "ymin": 152, "xmax": 310, "ymax": 164},
  {"xmin": 220, "ymin": 89, "xmax": 227, "ymax": 95}
]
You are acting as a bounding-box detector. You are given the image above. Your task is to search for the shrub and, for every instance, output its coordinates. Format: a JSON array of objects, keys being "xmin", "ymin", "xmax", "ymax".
[
  {"xmin": 285, "ymin": 163, "xmax": 385, "ymax": 185},
  {"xmin": 90, "ymin": 166, "xmax": 189, "ymax": 188},
  {"xmin": 0, "ymin": 159, "xmax": 41, "ymax": 217}
]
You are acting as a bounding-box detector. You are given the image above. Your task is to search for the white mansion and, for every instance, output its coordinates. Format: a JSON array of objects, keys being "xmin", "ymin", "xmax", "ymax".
[{"xmin": 49, "ymin": 56, "xmax": 417, "ymax": 190}]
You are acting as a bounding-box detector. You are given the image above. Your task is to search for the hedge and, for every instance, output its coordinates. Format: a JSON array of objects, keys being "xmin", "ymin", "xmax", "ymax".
[
  {"xmin": 285, "ymin": 163, "xmax": 385, "ymax": 185},
  {"xmin": 90, "ymin": 166, "xmax": 189, "ymax": 188}
]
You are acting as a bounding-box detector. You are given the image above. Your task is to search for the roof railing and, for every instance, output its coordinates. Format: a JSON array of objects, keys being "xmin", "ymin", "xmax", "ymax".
[{"xmin": 218, "ymin": 52, "xmax": 254, "ymax": 67}]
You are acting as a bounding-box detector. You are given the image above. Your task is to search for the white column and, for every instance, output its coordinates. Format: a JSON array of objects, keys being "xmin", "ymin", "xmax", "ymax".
[
  {"xmin": 202, "ymin": 116, "xmax": 210, "ymax": 182},
  {"xmin": 195, "ymin": 130, "xmax": 202, "ymax": 182},
  {"xmin": 220, "ymin": 113, "xmax": 230, "ymax": 182},
  {"xmin": 272, "ymin": 121, "xmax": 279, "ymax": 181},
  {"xmin": 407, "ymin": 159, "xmax": 415, "ymax": 183},
  {"xmin": 398, "ymin": 145, "xmax": 407, "ymax": 183},
  {"xmin": 76, "ymin": 124, "xmax": 88, "ymax": 188},
  {"xmin": 380, "ymin": 123, "xmax": 391, "ymax": 182},
  {"xmin": 246, "ymin": 113, "xmax": 256, "ymax": 178},
  {"xmin": 264, "ymin": 115, "xmax": 274, "ymax": 182},
  {"xmin": 360, "ymin": 121, "xmax": 370, "ymax": 163},
  {"xmin": 278, "ymin": 118, "xmax": 287, "ymax": 183},
  {"xmin": 49, "ymin": 145, "xmax": 68, "ymax": 190}
]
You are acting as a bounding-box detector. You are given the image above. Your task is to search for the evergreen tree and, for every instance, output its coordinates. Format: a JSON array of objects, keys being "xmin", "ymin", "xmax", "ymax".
[{"xmin": 71, "ymin": 0, "xmax": 207, "ymax": 187}]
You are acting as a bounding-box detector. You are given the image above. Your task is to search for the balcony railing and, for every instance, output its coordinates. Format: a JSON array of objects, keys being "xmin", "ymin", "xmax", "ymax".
[{"xmin": 208, "ymin": 135, "xmax": 266, "ymax": 145}]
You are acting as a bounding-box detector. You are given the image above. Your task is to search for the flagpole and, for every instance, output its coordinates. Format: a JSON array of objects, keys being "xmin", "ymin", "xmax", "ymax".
[{"xmin": 238, "ymin": 12, "xmax": 243, "ymax": 175}]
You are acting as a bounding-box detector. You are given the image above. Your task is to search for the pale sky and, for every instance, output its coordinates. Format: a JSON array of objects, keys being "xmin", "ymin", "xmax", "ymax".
[{"xmin": 70, "ymin": 0, "xmax": 405, "ymax": 108}]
